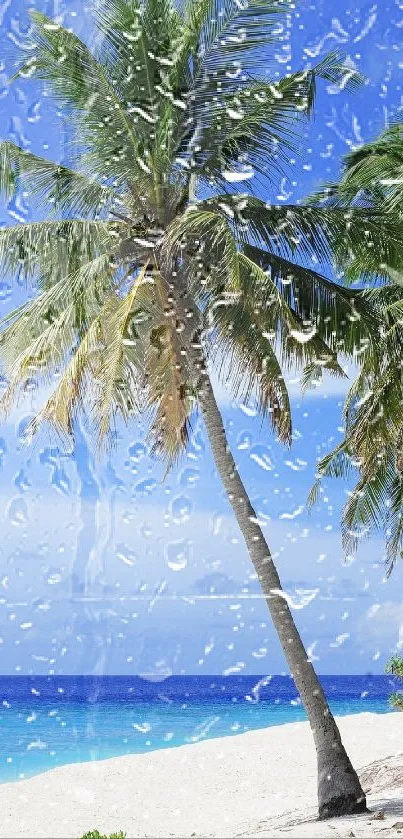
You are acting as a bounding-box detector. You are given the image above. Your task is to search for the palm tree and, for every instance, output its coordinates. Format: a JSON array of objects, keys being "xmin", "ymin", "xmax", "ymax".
[
  {"xmin": 1, "ymin": 0, "xmax": 400, "ymax": 818},
  {"xmin": 308, "ymin": 123, "xmax": 403, "ymax": 576},
  {"xmin": 386, "ymin": 655, "xmax": 403, "ymax": 710}
]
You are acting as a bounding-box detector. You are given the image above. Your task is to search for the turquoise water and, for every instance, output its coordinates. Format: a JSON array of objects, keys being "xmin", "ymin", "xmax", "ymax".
[{"xmin": 0, "ymin": 675, "xmax": 396, "ymax": 783}]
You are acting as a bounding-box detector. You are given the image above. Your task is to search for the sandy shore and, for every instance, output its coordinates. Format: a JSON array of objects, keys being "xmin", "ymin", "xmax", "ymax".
[{"xmin": 0, "ymin": 712, "xmax": 402, "ymax": 838}]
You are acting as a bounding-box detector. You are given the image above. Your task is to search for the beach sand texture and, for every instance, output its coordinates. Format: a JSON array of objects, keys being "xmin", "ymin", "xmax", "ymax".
[{"xmin": 0, "ymin": 712, "xmax": 402, "ymax": 838}]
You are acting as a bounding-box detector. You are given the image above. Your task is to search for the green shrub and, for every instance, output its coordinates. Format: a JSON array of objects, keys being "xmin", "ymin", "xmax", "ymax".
[
  {"xmin": 386, "ymin": 655, "xmax": 403, "ymax": 710},
  {"xmin": 80, "ymin": 832, "xmax": 126, "ymax": 839}
]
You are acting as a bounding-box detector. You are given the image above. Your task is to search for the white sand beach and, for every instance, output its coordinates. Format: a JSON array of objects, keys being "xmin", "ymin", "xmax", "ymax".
[{"xmin": 0, "ymin": 712, "xmax": 402, "ymax": 838}]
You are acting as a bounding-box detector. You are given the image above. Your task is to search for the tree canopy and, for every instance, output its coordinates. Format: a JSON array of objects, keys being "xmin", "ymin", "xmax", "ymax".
[
  {"xmin": 308, "ymin": 122, "xmax": 403, "ymax": 574},
  {"xmin": 0, "ymin": 0, "xmax": 400, "ymax": 470}
]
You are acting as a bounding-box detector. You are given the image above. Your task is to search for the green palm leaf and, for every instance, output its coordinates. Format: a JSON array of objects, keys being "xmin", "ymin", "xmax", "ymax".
[
  {"xmin": 211, "ymin": 291, "xmax": 293, "ymax": 442},
  {"xmin": 0, "ymin": 141, "xmax": 120, "ymax": 217},
  {"xmin": 189, "ymin": 0, "xmax": 291, "ymax": 78},
  {"xmin": 242, "ymin": 244, "xmax": 375, "ymax": 356},
  {"xmin": 1, "ymin": 0, "xmax": 399, "ymax": 481},
  {"xmin": 14, "ymin": 11, "xmax": 154, "ymax": 196},
  {"xmin": 202, "ymin": 195, "xmax": 402, "ymax": 271},
  {"xmin": 164, "ymin": 207, "xmax": 240, "ymax": 289},
  {"xmin": 192, "ymin": 53, "xmax": 363, "ymax": 183},
  {"xmin": 0, "ymin": 219, "xmax": 121, "ymax": 283},
  {"xmin": 0, "ymin": 253, "xmax": 117, "ymax": 413}
]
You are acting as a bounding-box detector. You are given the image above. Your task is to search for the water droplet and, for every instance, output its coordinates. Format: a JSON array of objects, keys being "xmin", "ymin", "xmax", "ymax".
[
  {"xmin": 129, "ymin": 441, "xmax": 146, "ymax": 462},
  {"xmin": 135, "ymin": 478, "xmax": 157, "ymax": 496},
  {"xmin": 171, "ymin": 495, "xmax": 192, "ymax": 523},
  {"xmin": 271, "ymin": 587, "xmax": 319, "ymax": 610},
  {"xmin": 116, "ymin": 544, "xmax": 136, "ymax": 566},
  {"xmin": 251, "ymin": 647, "xmax": 267, "ymax": 659},
  {"xmin": 246, "ymin": 675, "xmax": 272, "ymax": 703},
  {"xmin": 250, "ymin": 446, "xmax": 273, "ymax": 471},
  {"xmin": 46, "ymin": 571, "xmax": 62, "ymax": 586},
  {"xmin": 16, "ymin": 415, "xmax": 35, "ymax": 443},
  {"xmin": 139, "ymin": 522, "xmax": 153, "ymax": 538},
  {"xmin": 51, "ymin": 467, "xmax": 70, "ymax": 494},
  {"xmin": 6, "ymin": 497, "xmax": 28, "ymax": 526},
  {"xmin": 139, "ymin": 662, "xmax": 173, "ymax": 682},
  {"xmin": 22, "ymin": 378, "xmax": 37, "ymax": 393},
  {"xmin": 279, "ymin": 505, "xmax": 304, "ymax": 520},
  {"xmin": 237, "ymin": 431, "xmax": 252, "ymax": 450},
  {"xmin": 132, "ymin": 722, "xmax": 151, "ymax": 733},
  {"xmin": 210, "ymin": 513, "xmax": 222, "ymax": 536},
  {"xmin": 14, "ymin": 469, "xmax": 30, "ymax": 492},
  {"xmin": 179, "ymin": 468, "xmax": 200, "ymax": 488},
  {"xmin": 284, "ymin": 458, "xmax": 307, "ymax": 471},
  {"xmin": 289, "ymin": 326, "xmax": 317, "ymax": 343},
  {"xmin": 165, "ymin": 539, "xmax": 191, "ymax": 571},
  {"xmin": 239, "ymin": 401, "xmax": 258, "ymax": 417},
  {"xmin": 330, "ymin": 633, "xmax": 350, "ymax": 648},
  {"xmin": 27, "ymin": 739, "xmax": 47, "ymax": 751},
  {"xmin": 223, "ymin": 167, "xmax": 253, "ymax": 182},
  {"xmin": 223, "ymin": 663, "xmax": 245, "ymax": 676},
  {"xmin": 187, "ymin": 715, "xmax": 220, "ymax": 742}
]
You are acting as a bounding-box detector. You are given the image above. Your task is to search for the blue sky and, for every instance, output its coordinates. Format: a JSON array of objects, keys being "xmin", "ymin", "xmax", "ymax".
[{"xmin": 0, "ymin": 0, "xmax": 402, "ymax": 677}]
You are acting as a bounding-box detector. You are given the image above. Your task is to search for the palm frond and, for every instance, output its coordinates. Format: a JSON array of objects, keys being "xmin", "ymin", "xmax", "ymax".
[
  {"xmin": 14, "ymin": 11, "xmax": 153, "ymax": 193},
  {"xmin": 307, "ymin": 439, "xmax": 354, "ymax": 510},
  {"xmin": 0, "ymin": 219, "xmax": 122, "ymax": 283},
  {"xmin": 342, "ymin": 472, "xmax": 383, "ymax": 554},
  {"xmin": 192, "ymin": 0, "xmax": 291, "ymax": 78},
  {"xmin": 309, "ymin": 124, "xmax": 403, "ymax": 205},
  {"xmin": 0, "ymin": 306, "xmax": 77, "ymax": 419},
  {"xmin": 307, "ymin": 122, "xmax": 403, "ymax": 278},
  {"xmin": 172, "ymin": 3, "xmax": 296, "ymax": 181},
  {"xmin": 93, "ymin": 0, "xmax": 185, "ymax": 206},
  {"xmin": 243, "ymin": 244, "xmax": 376, "ymax": 356},
  {"xmin": 145, "ymin": 270, "xmax": 193, "ymax": 467},
  {"xmin": 192, "ymin": 74, "xmax": 307, "ymax": 183},
  {"xmin": 309, "ymin": 310, "xmax": 403, "ymax": 572},
  {"xmin": 210, "ymin": 288, "xmax": 292, "ymax": 442},
  {"xmin": 191, "ymin": 53, "xmax": 363, "ymax": 183},
  {"xmin": 385, "ymin": 472, "xmax": 403, "ymax": 575},
  {"xmin": 29, "ymin": 310, "xmax": 106, "ymax": 439},
  {"xmin": 93, "ymin": 263, "xmax": 153, "ymax": 446},
  {"xmin": 94, "ymin": 0, "xmax": 180, "ymax": 110},
  {"xmin": 300, "ymin": 357, "xmax": 346, "ymax": 394},
  {"xmin": 27, "ymin": 265, "xmax": 160, "ymax": 443},
  {"xmin": 0, "ymin": 141, "xmax": 121, "ymax": 218},
  {"xmin": 202, "ymin": 195, "xmax": 403, "ymax": 274},
  {"xmin": 164, "ymin": 206, "xmax": 239, "ymax": 289},
  {"xmin": 236, "ymin": 251, "xmax": 297, "ymax": 330},
  {"xmin": 0, "ymin": 253, "xmax": 117, "ymax": 414}
]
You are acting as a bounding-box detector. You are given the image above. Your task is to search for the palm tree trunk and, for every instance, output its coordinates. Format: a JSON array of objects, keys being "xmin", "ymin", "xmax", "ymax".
[
  {"xmin": 168, "ymin": 271, "xmax": 366, "ymax": 818},
  {"xmin": 197, "ymin": 368, "xmax": 366, "ymax": 819}
]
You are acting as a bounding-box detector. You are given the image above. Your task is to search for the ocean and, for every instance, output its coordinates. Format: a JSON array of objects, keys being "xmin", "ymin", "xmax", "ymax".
[{"xmin": 0, "ymin": 675, "xmax": 398, "ymax": 784}]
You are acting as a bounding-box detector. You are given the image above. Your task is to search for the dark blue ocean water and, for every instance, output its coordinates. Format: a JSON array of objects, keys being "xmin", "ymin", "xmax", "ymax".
[{"xmin": 0, "ymin": 675, "xmax": 398, "ymax": 784}]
